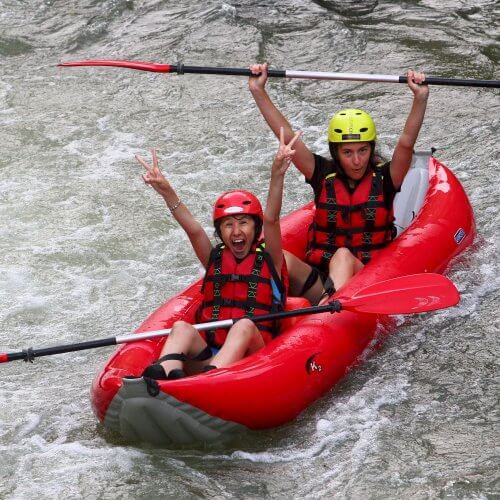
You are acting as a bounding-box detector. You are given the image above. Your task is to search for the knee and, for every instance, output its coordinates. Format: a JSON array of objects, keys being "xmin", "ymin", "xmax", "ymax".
[
  {"xmin": 331, "ymin": 247, "xmax": 354, "ymax": 265},
  {"xmin": 237, "ymin": 318, "xmax": 255, "ymax": 334},
  {"xmin": 228, "ymin": 318, "xmax": 255, "ymax": 340},
  {"xmin": 170, "ymin": 320, "xmax": 194, "ymax": 338}
]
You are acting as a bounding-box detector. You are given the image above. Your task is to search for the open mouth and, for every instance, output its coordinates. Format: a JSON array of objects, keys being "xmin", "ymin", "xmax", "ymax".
[{"xmin": 231, "ymin": 238, "xmax": 246, "ymax": 253}]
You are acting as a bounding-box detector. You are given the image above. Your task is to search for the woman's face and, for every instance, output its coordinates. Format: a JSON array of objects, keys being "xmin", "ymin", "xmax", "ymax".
[
  {"xmin": 218, "ymin": 214, "xmax": 256, "ymax": 259},
  {"xmin": 336, "ymin": 141, "xmax": 372, "ymax": 180}
]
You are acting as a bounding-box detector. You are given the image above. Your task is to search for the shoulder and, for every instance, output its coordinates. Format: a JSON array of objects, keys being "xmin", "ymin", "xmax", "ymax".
[
  {"xmin": 308, "ymin": 154, "xmax": 338, "ymax": 189},
  {"xmin": 372, "ymin": 161, "xmax": 391, "ymax": 179},
  {"xmin": 255, "ymin": 241, "xmax": 275, "ymax": 262},
  {"xmin": 373, "ymin": 161, "xmax": 391, "ymax": 181},
  {"xmin": 209, "ymin": 243, "xmax": 224, "ymax": 259},
  {"xmin": 314, "ymin": 153, "xmax": 337, "ymax": 174}
]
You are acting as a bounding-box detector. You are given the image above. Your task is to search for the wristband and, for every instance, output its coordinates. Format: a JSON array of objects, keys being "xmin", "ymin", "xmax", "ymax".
[{"xmin": 168, "ymin": 199, "xmax": 182, "ymax": 213}]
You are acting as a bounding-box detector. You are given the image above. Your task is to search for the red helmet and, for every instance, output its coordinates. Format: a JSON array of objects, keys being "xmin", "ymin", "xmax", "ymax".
[{"xmin": 212, "ymin": 190, "xmax": 263, "ymax": 223}]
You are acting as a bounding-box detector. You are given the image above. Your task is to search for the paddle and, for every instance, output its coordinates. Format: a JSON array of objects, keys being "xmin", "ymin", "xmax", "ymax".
[
  {"xmin": 0, "ymin": 273, "xmax": 458, "ymax": 364},
  {"xmin": 57, "ymin": 60, "xmax": 500, "ymax": 88}
]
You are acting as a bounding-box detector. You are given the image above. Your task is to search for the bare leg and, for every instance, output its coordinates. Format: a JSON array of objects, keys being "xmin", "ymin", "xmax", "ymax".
[
  {"xmin": 158, "ymin": 320, "xmax": 210, "ymax": 375},
  {"xmin": 284, "ymin": 250, "xmax": 324, "ymax": 304},
  {"xmin": 327, "ymin": 247, "xmax": 364, "ymax": 292},
  {"xmin": 211, "ymin": 318, "xmax": 264, "ymax": 367}
]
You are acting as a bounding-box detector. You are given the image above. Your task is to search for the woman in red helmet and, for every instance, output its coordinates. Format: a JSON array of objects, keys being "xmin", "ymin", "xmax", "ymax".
[
  {"xmin": 248, "ymin": 64, "xmax": 429, "ymax": 304},
  {"xmin": 135, "ymin": 128, "xmax": 301, "ymax": 380}
]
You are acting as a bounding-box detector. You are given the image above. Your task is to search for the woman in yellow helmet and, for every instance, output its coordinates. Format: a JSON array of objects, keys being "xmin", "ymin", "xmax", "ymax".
[{"xmin": 248, "ymin": 64, "xmax": 429, "ymax": 304}]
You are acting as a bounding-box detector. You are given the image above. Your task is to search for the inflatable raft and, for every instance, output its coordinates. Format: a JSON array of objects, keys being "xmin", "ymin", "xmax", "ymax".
[{"xmin": 91, "ymin": 152, "xmax": 475, "ymax": 445}]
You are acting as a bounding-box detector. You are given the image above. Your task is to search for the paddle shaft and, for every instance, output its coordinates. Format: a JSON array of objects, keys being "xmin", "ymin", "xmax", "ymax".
[
  {"xmin": 0, "ymin": 302, "xmax": 341, "ymax": 363},
  {"xmin": 58, "ymin": 60, "xmax": 500, "ymax": 88},
  {"xmin": 0, "ymin": 273, "xmax": 459, "ymax": 363},
  {"xmin": 179, "ymin": 65, "xmax": 499, "ymax": 88}
]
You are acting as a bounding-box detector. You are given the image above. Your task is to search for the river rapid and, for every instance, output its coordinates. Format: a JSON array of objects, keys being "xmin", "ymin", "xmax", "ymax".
[{"xmin": 0, "ymin": 1, "xmax": 498, "ymax": 498}]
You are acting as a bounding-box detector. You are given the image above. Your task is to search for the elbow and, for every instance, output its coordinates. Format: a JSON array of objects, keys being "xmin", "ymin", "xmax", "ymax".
[
  {"xmin": 263, "ymin": 213, "xmax": 280, "ymax": 227},
  {"xmin": 186, "ymin": 223, "xmax": 206, "ymax": 240},
  {"xmin": 397, "ymin": 135, "xmax": 415, "ymax": 152}
]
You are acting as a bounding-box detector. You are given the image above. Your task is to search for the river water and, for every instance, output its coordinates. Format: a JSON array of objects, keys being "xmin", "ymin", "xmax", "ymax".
[{"xmin": 1, "ymin": 1, "xmax": 498, "ymax": 498}]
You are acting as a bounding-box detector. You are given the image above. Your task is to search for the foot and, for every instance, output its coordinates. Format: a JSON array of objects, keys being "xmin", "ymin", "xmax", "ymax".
[
  {"xmin": 142, "ymin": 362, "xmax": 168, "ymax": 380},
  {"xmin": 166, "ymin": 368, "xmax": 187, "ymax": 380}
]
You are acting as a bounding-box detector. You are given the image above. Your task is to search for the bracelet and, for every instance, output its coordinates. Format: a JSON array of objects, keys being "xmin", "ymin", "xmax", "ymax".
[{"xmin": 167, "ymin": 199, "xmax": 182, "ymax": 213}]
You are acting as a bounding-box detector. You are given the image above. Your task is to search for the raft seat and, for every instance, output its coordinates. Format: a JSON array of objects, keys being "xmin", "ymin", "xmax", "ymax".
[
  {"xmin": 279, "ymin": 296, "xmax": 312, "ymax": 332},
  {"xmin": 393, "ymin": 151, "xmax": 431, "ymax": 236}
]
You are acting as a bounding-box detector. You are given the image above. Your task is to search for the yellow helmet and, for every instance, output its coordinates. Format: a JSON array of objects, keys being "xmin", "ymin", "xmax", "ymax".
[{"xmin": 328, "ymin": 109, "xmax": 377, "ymax": 143}]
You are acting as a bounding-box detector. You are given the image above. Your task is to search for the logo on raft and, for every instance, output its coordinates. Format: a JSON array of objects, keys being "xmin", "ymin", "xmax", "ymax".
[
  {"xmin": 454, "ymin": 228, "xmax": 466, "ymax": 244},
  {"xmin": 306, "ymin": 352, "xmax": 323, "ymax": 374}
]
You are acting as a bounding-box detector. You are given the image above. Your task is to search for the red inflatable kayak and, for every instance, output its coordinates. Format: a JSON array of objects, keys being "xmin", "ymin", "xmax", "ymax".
[{"xmin": 91, "ymin": 153, "xmax": 475, "ymax": 445}]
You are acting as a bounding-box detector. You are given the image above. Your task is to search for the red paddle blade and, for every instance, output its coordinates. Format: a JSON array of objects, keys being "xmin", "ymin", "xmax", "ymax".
[
  {"xmin": 58, "ymin": 60, "xmax": 173, "ymax": 73},
  {"xmin": 338, "ymin": 273, "xmax": 460, "ymax": 314}
]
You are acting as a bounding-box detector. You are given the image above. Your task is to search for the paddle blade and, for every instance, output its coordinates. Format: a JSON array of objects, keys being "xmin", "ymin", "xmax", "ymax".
[
  {"xmin": 338, "ymin": 273, "xmax": 460, "ymax": 314},
  {"xmin": 58, "ymin": 60, "xmax": 173, "ymax": 73}
]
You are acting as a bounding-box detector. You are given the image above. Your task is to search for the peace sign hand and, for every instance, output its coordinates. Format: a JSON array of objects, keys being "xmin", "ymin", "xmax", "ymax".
[
  {"xmin": 272, "ymin": 127, "xmax": 302, "ymax": 176},
  {"xmin": 135, "ymin": 148, "xmax": 171, "ymax": 197}
]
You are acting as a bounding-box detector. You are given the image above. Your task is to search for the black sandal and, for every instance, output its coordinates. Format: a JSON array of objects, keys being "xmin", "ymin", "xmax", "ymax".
[
  {"xmin": 201, "ymin": 364, "xmax": 217, "ymax": 373},
  {"xmin": 142, "ymin": 353, "xmax": 187, "ymax": 380},
  {"xmin": 142, "ymin": 363, "xmax": 168, "ymax": 380}
]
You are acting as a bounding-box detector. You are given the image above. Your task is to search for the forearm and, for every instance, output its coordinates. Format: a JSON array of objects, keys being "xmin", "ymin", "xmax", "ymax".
[
  {"xmin": 263, "ymin": 169, "xmax": 285, "ymax": 272},
  {"xmin": 251, "ymin": 87, "xmax": 295, "ymax": 141},
  {"xmin": 390, "ymin": 93, "xmax": 429, "ymax": 188},
  {"xmin": 251, "ymin": 88, "xmax": 315, "ymax": 179},
  {"xmin": 163, "ymin": 195, "xmax": 200, "ymax": 237},
  {"xmin": 398, "ymin": 94, "xmax": 429, "ymax": 151},
  {"xmin": 157, "ymin": 183, "xmax": 181, "ymax": 211},
  {"xmin": 264, "ymin": 169, "xmax": 285, "ymax": 225},
  {"xmin": 137, "ymin": 149, "xmax": 212, "ymax": 267}
]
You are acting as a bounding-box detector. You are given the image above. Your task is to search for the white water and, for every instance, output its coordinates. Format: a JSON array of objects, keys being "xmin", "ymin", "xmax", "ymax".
[{"xmin": 1, "ymin": 0, "xmax": 498, "ymax": 498}]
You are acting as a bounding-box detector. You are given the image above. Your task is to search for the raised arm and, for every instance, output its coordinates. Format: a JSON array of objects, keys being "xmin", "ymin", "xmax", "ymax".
[
  {"xmin": 264, "ymin": 128, "xmax": 302, "ymax": 274},
  {"xmin": 390, "ymin": 70, "xmax": 430, "ymax": 189},
  {"xmin": 249, "ymin": 63, "xmax": 315, "ymax": 180},
  {"xmin": 135, "ymin": 148, "xmax": 213, "ymax": 269}
]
